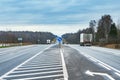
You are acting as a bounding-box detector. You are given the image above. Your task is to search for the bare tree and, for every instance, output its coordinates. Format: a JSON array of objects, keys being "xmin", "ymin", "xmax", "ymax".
[
  {"xmin": 89, "ymin": 20, "xmax": 96, "ymax": 42},
  {"xmin": 117, "ymin": 19, "xmax": 120, "ymax": 42},
  {"xmin": 97, "ymin": 15, "xmax": 113, "ymax": 43}
]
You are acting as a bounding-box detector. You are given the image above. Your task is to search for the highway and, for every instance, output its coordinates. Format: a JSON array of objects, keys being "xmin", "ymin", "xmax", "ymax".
[{"xmin": 0, "ymin": 44, "xmax": 120, "ymax": 80}]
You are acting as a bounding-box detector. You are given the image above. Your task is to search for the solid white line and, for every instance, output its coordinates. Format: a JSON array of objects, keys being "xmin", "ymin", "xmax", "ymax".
[
  {"xmin": 115, "ymin": 72, "xmax": 120, "ymax": 77},
  {"xmin": 20, "ymin": 63, "xmax": 61, "ymax": 68},
  {"xmin": 98, "ymin": 61, "xmax": 120, "ymax": 73},
  {"xmin": 10, "ymin": 66, "xmax": 62, "ymax": 74},
  {"xmin": 5, "ymin": 70, "xmax": 63, "ymax": 78},
  {"xmin": 26, "ymin": 61, "xmax": 60, "ymax": 64},
  {"xmin": 80, "ymin": 51, "xmax": 120, "ymax": 74},
  {"xmin": 54, "ymin": 78, "xmax": 64, "ymax": 80},
  {"xmin": 98, "ymin": 63, "xmax": 111, "ymax": 70},
  {"xmin": 0, "ymin": 45, "xmax": 52, "ymax": 79},
  {"xmin": 90, "ymin": 47, "xmax": 120, "ymax": 56},
  {"xmin": 70, "ymin": 46, "xmax": 120, "ymax": 78},
  {"xmin": 24, "ymin": 62, "xmax": 60, "ymax": 66},
  {"xmin": 89, "ymin": 58, "xmax": 97, "ymax": 62},
  {"xmin": 60, "ymin": 48, "xmax": 68, "ymax": 80},
  {"xmin": 10, "ymin": 74, "xmax": 64, "ymax": 80}
]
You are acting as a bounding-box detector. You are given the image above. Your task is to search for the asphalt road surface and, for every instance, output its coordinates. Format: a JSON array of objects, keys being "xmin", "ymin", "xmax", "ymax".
[
  {"xmin": 0, "ymin": 44, "xmax": 120, "ymax": 80},
  {"xmin": 66, "ymin": 44, "xmax": 120, "ymax": 80},
  {"xmin": 0, "ymin": 44, "xmax": 64, "ymax": 80}
]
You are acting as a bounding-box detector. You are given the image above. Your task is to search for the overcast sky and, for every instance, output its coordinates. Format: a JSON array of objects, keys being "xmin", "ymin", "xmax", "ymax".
[{"xmin": 0, "ymin": 0, "xmax": 120, "ymax": 36}]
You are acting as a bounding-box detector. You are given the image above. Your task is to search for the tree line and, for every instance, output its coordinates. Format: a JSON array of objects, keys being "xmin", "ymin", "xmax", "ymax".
[
  {"xmin": 62, "ymin": 14, "xmax": 120, "ymax": 44},
  {"xmin": 0, "ymin": 31, "xmax": 56, "ymax": 44}
]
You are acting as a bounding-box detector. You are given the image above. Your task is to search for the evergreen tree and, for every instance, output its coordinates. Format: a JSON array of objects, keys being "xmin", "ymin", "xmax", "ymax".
[{"xmin": 109, "ymin": 23, "xmax": 118, "ymax": 39}]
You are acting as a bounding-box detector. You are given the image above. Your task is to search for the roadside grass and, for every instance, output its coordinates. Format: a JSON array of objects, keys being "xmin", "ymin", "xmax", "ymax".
[
  {"xmin": 94, "ymin": 43, "xmax": 120, "ymax": 49},
  {"xmin": 105, "ymin": 44, "xmax": 120, "ymax": 49},
  {"xmin": 0, "ymin": 46, "xmax": 9, "ymax": 48},
  {"xmin": 0, "ymin": 43, "xmax": 32, "ymax": 48}
]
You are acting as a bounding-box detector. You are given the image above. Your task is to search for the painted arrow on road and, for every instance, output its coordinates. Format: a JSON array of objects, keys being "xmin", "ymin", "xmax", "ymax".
[{"xmin": 85, "ymin": 70, "xmax": 115, "ymax": 80}]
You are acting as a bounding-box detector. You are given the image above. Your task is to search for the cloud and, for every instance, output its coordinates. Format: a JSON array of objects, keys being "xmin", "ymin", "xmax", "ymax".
[
  {"xmin": 0, "ymin": 0, "xmax": 119, "ymax": 35},
  {"xmin": 0, "ymin": 24, "xmax": 87, "ymax": 36},
  {"xmin": 0, "ymin": 0, "xmax": 119, "ymax": 25}
]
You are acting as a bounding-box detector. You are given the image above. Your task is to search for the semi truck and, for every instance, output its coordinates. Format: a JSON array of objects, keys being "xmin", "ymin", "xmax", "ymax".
[{"xmin": 80, "ymin": 33, "xmax": 92, "ymax": 46}]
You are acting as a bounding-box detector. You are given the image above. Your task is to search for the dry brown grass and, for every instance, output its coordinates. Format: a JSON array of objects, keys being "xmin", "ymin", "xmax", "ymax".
[{"xmin": 105, "ymin": 44, "xmax": 120, "ymax": 49}]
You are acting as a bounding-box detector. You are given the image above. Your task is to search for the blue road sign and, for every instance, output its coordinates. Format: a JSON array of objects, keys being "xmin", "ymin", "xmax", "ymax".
[{"xmin": 57, "ymin": 37, "xmax": 62, "ymax": 42}]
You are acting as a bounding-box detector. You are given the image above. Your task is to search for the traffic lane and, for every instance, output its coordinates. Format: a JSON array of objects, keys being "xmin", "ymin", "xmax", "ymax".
[
  {"xmin": 85, "ymin": 47, "xmax": 120, "ymax": 68},
  {"xmin": 0, "ymin": 45, "xmax": 42, "ymax": 63},
  {"xmin": 0, "ymin": 45, "xmax": 36, "ymax": 54},
  {"xmin": 0, "ymin": 45, "xmax": 46, "ymax": 55},
  {"xmin": 0, "ymin": 45, "xmax": 38, "ymax": 58},
  {"xmin": 69, "ymin": 45, "xmax": 120, "ymax": 70},
  {"xmin": 0, "ymin": 45, "xmax": 50, "ymax": 76},
  {"xmin": 0, "ymin": 45, "xmax": 49, "ymax": 63},
  {"xmin": 64, "ymin": 46, "xmax": 120, "ymax": 80},
  {"xmin": 63, "ymin": 46, "xmax": 107, "ymax": 80},
  {"xmin": 89, "ymin": 46, "xmax": 120, "ymax": 56}
]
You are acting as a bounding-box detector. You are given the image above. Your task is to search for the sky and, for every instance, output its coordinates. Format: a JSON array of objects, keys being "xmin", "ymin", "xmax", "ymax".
[{"xmin": 0, "ymin": 0, "xmax": 120, "ymax": 36}]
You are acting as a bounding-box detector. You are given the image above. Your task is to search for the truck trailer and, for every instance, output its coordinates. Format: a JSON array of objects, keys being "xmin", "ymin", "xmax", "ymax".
[{"xmin": 80, "ymin": 33, "xmax": 92, "ymax": 46}]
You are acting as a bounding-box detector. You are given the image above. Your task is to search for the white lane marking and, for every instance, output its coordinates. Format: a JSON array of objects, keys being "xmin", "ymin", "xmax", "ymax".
[
  {"xmin": 80, "ymin": 51, "xmax": 120, "ymax": 73},
  {"xmin": 85, "ymin": 70, "xmax": 115, "ymax": 80},
  {"xmin": 5, "ymin": 70, "xmax": 63, "ymax": 78},
  {"xmin": 23, "ymin": 62, "xmax": 60, "ymax": 66},
  {"xmin": 55, "ymin": 78, "xmax": 64, "ymax": 80},
  {"xmin": 18, "ymin": 65, "xmax": 62, "ymax": 70},
  {"xmin": 89, "ymin": 46, "xmax": 120, "ymax": 56},
  {"xmin": 20, "ymin": 63, "xmax": 61, "ymax": 68},
  {"xmin": 98, "ymin": 63, "xmax": 111, "ymax": 70},
  {"xmin": 115, "ymin": 72, "xmax": 120, "ymax": 77},
  {"xmin": 60, "ymin": 49, "xmax": 68, "ymax": 80},
  {"xmin": 0, "ymin": 45, "xmax": 52, "ymax": 79},
  {"xmin": 89, "ymin": 57, "xmax": 97, "ymax": 62},
  {"xmin": 26, "ymin": 61, "xmax": 60, "ymax": 64},
  {"xmin": 11, "ymin": 67, "xmax": 62, "ymax": 74},
  {"xmin": 70, "ymin": 46, "xmax": 120, "ymax": 77},
  {"xmin": 9, "ymin": 74, "xmax": 64, "ymax": 80}
]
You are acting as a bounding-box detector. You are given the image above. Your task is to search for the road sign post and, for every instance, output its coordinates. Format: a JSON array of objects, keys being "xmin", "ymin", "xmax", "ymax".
[
  {"xmin": 57, "ymin": 37, "xmax": 62, "ymax": 48},
  {"xmin": 18, "ymin": 38, "xmax": 23, "ymax": 46}
]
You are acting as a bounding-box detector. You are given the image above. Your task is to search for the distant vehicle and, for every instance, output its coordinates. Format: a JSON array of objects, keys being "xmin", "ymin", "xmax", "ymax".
[
  {"xmin": 80, "ymin": 33, "xmax": 92, "ymax": 46},
  {"xmin": 47, "ymin": 39, "xmax": 51, "ymax": 44}
]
